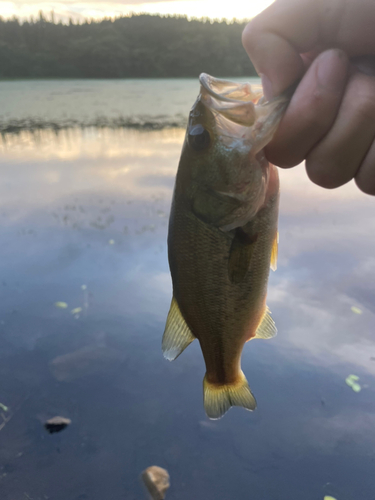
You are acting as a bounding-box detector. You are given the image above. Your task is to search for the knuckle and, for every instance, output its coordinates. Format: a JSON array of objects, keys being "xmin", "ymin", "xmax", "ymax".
[
  {"xmin": 355, "ymin": 178, "xmax": 375, "ymax": 195},
  {"xmin": 349, "ymin": 77, "xmax": 375, "ymax": 123},
  {"xmin": 293, "ymin": 90, "xmax": 336, "ymax": 135},
  {"xmin": 318, "ymin": 0, "xmax": 347, "ymax": 46},
  {"xmin": 241, "ymin": 21, "xmax": 260, "ymax": 53},
  {"xmin": 305, "ymin": 157, "xmax": 344, "ymax": 189},
  {"xmin": 303, "ymin": 107, "xmax": 328, "ymax": 133},
  {"xmin": 265, "ymin": 143, "xmax": 302, "ymax": 168},
  {"xmin": 309, "ymin": 87, "xmax": 337, "ymax": 112},
  {"xmin": 355, "ymin": 166, "xmax": 375, "ymax": 196},
  {"xmin": 354, "ymin": 96, "xmax": 375, "ymax": 124}
]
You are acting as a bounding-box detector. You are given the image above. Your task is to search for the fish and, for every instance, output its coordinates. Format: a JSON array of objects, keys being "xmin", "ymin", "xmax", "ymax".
[{"xmin": 162, "ymin": 73, "xmax": 290, "ymax": 419}]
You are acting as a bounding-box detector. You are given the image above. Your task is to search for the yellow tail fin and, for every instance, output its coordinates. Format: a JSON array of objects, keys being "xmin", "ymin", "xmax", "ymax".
[{"xmin": 203, "ymin": 371, "xmax": 257, "ymax": 419}]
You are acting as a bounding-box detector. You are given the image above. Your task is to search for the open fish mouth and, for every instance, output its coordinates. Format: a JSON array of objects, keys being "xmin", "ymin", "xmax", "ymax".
[
  {"xmin": 198, "ymin": 73, "xmax": 291, "ymax": 148},
  {"xmin": 199, "ymin": 73, "xmax": 263, "ymax": 104},
  {"xmin": 199, "ymin": 73, "xmax": 263, "ymax": 128}
]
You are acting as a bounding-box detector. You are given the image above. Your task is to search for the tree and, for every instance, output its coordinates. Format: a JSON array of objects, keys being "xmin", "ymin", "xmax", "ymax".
[{"xmin": 0, "ymin": 14, "xmax": 257, "ymax": 79}]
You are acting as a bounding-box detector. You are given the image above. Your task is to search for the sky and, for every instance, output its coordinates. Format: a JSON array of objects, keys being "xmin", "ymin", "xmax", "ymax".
[{"xmin": 0, "ymin": 0, "xmax": 274, "ymax": 23}]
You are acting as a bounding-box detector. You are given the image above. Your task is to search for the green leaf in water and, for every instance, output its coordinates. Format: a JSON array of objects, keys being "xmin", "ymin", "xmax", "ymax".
[
  {"xmin": 0, "ymin": 403, "xmax": 9, "ymax": 412},
  {"xmin": 55, "ymin": 302, "xmax": 68, "ymax": 309},
  {"xmin": 108, "ymin": 239, "xmax": 115, "ymax": 245},
  {"xmin": 71, "ymin": 307, "xmax": 82, "ymax": 315},
  {"xmin": 346, "ymin": 374, "xmax": 361, "ymax": 392},
  {"xmin": 324, "ymin": 497, "xmax": 337, "ymax": 500},
  {"xmin": 351, "ymin": 306, "xmax": 362, "ymax": 314}
]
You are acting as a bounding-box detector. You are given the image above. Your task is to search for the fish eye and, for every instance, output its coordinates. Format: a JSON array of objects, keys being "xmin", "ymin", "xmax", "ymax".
[{"xmin": 188, "ymin": 125, "xmax": 211, "ymax": 151}]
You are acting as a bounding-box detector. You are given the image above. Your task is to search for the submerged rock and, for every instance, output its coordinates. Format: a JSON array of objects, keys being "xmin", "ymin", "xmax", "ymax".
[
  {"xmin": 141, "ymin": 466, "xmax": 170, "ymax": 500},
  {"xmin": 44, "ymin": 416, "xmax": 72, "ymax": 434}
]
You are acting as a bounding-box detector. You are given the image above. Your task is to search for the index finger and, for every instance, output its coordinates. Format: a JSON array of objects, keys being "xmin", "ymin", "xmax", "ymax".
[{"xmin": 242, "ymin": 0, "xmax": 375, "ymax": 97}]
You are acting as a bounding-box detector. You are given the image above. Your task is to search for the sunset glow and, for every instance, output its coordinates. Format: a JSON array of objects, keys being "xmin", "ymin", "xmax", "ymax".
[{"xmin": 0, "ymin": 0, "xmax": 274, "ymax": 23}]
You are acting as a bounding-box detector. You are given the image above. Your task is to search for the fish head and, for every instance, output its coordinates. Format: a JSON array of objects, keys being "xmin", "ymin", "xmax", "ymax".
[{"xmin": 180, "ymin": 73, "xmax": 290, "ymax": 230}]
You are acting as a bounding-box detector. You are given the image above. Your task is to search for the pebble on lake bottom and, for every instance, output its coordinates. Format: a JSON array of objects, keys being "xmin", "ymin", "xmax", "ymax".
[
  {"xmin": 44, "ymin": 416, "xmax": 72, "ymax": 434},
  {"xmin": 141, "ymin": 466, "xmax": 170, "ymax": 500}
]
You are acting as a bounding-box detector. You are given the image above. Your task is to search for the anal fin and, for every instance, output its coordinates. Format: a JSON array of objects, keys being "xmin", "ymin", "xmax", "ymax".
[
  {"xmin": 270, "ymin": 231, "xmax": 278, "ymax": 271},
  {"xmin": 162, "ymin": 297, "xmax": 195, "ymax": 361},
  {"xmin": 253, "ymin": 306, "xmax": 277, "ymax": 340}
]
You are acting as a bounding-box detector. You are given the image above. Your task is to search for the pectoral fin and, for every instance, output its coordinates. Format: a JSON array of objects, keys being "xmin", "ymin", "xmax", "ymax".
[
  {"xmin": 228, "ymin": 228, "xmax": 258, "ymax": 284},
  {"xmin": 253, "ymin": 307, "xmax": 277, "ymax": 340},
  {"xmin": 162, "ymin": 297, "xmax": 195, "ymax": 361},
  {"xmin": 270, "ymin": 231, "xmax": 278, "ymax": 271}
]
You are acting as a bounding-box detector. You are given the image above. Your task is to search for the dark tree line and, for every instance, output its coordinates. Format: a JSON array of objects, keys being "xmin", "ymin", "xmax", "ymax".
[{"xmin": 0, "ymin": 13, "xmax": 257, "ymax": 79}]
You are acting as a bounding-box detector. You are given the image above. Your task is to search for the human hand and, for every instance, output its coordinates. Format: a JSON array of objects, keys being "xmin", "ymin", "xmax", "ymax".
[{"xmin": 242, "ymin": 0, "xmax": 375, "ymax": 195}]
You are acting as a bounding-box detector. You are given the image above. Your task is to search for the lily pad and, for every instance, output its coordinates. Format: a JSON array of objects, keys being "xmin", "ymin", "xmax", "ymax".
[
  {"xmin": 346, "ymin": 374, "xmax": 361, "ymax": 392},
  {"xmin": 55, "ymin": 302, "xmax": 68, "ymax": 309}
]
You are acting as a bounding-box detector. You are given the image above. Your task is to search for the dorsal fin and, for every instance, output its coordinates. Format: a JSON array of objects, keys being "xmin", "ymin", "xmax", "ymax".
[
  {"xmin": 228, "ymin": 227, "xmax": 258, "ymax": 284},
  {"xmin": 253, "ymin": 307, "xmax": 277, "ymax": 340},
  {"xmin": 270, "ymin": 231, "xmax": 278, "ymax": 271},
  {"xmin": 162, "ymin": 297, "xmax": 195, "ymax": 361}
]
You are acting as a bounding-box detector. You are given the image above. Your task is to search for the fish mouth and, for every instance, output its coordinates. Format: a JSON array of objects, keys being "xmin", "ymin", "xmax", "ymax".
[
  {"xmin": 199, "ymin": 73, "xmax": 263, "ymax": 128},
  {"xmin": 199, "ymin": 73, "xmax": 263, "ymax": 104},
  {"xmin": 198, "ymin": 73, "xmax": 291, "ymax": 149}
]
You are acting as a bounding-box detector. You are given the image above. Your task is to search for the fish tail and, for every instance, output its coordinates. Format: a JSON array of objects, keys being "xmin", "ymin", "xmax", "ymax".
[{"xmin": 203, "ymin": 371, "xmax": 257, "ymax": 419}]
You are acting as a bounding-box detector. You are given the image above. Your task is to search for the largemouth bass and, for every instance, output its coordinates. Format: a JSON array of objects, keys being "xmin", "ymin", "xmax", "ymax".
[{"xmin": 162, "ymin": 73, "xmax": 290, "ymax": 419}]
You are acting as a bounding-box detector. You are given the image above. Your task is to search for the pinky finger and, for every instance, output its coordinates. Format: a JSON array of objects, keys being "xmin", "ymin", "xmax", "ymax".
[{"xmin": 355, "ymin": 139, "xmax": 375, "ymax": 195}]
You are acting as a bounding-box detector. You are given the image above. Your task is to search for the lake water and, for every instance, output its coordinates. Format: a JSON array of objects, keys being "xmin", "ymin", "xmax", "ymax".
[
  {"xmin": 0, "ymin": 78, "xmax": 259, "ymax": 132},
  {"xmin": 0, "ymin": 79, "xmax": 375, "ymax": 500}
]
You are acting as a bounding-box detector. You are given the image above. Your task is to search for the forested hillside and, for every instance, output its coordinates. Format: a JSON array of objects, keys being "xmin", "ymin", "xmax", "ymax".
[{"xmin": 0, "ymin": 14, "xmax": 256, "ymax": 78}]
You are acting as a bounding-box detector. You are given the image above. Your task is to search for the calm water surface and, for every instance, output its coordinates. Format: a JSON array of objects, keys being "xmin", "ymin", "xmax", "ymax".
[
  {"xmin": 0, "ymin": 78, "xmax": 259, "ymax": 130},
  {"xmin": 0, "ymin": 80, "xmax": 375, "ymax": 500}
]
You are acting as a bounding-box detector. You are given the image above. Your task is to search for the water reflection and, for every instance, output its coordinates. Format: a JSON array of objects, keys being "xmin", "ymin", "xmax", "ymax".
[{"xmin": 0, "ymin": 127, "xmax": 374, "ymax": 500}]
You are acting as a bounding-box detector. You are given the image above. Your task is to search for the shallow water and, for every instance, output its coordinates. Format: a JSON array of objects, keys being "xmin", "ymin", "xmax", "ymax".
[
  {"xmin": 0, "ymin": 81, "xmax": 375, "ymax": 500},
  {"xmin": 0, "ymin": 78, "xmax": 259, "ymax": 132}
]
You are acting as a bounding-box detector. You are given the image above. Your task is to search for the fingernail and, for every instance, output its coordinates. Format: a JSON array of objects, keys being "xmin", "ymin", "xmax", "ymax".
[
  {"xmin": 260, "ymin": 73, "xmax": 273, "ymax": 100},
  {"xmin": 317, "ymin": 49, "xmax": 348, "ymax": 92}
]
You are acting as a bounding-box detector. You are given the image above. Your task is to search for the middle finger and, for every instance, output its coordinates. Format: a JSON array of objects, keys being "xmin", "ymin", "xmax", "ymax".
[{"xmin": 306, "ymin": 70, "xmax": 375, "ymax": 189}]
